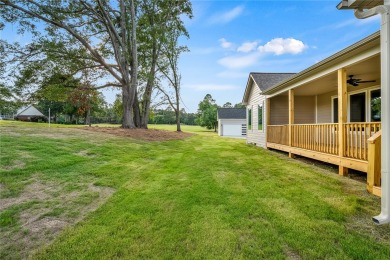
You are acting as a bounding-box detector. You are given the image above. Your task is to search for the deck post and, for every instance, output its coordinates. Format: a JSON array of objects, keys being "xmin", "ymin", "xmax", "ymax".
[
  {"xmin": 266, "ymin": 98, "xmax": 271, "ymax": 147},
  {"xmin": 289, "ymin": 89, "xmax": 295, "ymax": 158},
  {"xmin": 338, "ymin": 68, "xmax": 348, "ymax": 176},
  {"xmin": 367, "ymin": 130, "xmax": 382, "ymax": 194}
]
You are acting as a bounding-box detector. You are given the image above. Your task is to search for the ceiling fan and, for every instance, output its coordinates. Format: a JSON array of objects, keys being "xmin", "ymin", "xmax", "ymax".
[{"xmin": 347, "ymin": 75, "xmax": 376, "ymax": 86}]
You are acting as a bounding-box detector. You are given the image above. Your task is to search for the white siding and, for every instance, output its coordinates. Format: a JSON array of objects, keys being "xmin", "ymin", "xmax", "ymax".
[
  {"xmin": 246, "ymin": 82, "xmax": 267, "ymax": 148},
  {"xmin": 17, "ymin": 106, "xmax": 44, "ymax": 117}
]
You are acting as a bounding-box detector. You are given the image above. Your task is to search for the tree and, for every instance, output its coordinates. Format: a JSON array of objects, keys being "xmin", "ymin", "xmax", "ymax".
[
  {"xmin": 223, "ymin": 102, "xmax": 233, "ymax": 108},
  {"xmin": 67, "ymin": 84, "xmax": 100, "ymax": 126},
  {"xmin": 0, "ymin": 83, "xmax": 19, "ymax": 116},
  {"xmin": 234, "ymin": 103, "xmax": 246, "ymax": 108},
  {"xmin": 1, "ymin": 0, "xmax": 192, "ymax": 129},
  {"xmin": 0, "ymin": 0, "xmax": 140, "ymax": 128},
  {"xmin": 112, "ymin": 94, "xmax": 124, "ymax": 123},
  {"xmin": 135, "ymin": 0, "xmax": 192, "ymax": 128},
  {"xmin": 196, "ymin": 94, "xmax": 218, "ymax": 132},
  {"xmin": 156, "ymin": 28, "xmax": 188, "ymax": 132}
]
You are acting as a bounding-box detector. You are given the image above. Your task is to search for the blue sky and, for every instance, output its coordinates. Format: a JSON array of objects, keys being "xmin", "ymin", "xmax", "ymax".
[
  {"xmin": 173, "ymin": 0, "xmax": 380, "ymax": 112},
  {"xmin": 1, "ymin": 1, "xmax": 381, "ymax": 113}
]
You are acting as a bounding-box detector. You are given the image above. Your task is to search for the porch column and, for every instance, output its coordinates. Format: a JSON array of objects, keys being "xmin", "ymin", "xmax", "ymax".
[
  {"xmin": 338, "ymin": 68, "xmax": 348, "ymax": 176},
  {"xmin": 289, "ymin": 89, "xmax": 295, "ymax": 158}
]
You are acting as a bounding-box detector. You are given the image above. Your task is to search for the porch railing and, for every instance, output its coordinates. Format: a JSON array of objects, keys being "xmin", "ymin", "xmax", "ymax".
[
  {"xmin": 267, "ymin": 125, "xmax": 289, "ymax": 146},
  {"xmin": 291, "ymin": 124, "xmax": 339, "ymax": 155},
  {"xmin": 267, "ymin": 122, "xmax": 381, "ymax": 161},
  {"xmin": 344, "ymin": 123, "xmax": 381, "ymax": 160}
]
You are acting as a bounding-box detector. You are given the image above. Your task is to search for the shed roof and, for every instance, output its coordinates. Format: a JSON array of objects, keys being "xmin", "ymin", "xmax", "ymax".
[
  {"xmin": 242, "ymin": 73, "xmax": 295, "ymax": 104},
  {"xmin": 16, "ymin": 105, "xmax": 45, "ymax": 117},
  {"xmin": 217, "ymin": 108, "xmax": 246, "ymax": 119}
]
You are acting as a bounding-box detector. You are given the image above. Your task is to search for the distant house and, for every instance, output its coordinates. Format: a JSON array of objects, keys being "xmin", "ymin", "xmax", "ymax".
[
  {"xmin": 217, "ymin": 108, "xmax": 246, "ymax": 138},
  {"xmin": 15, "ymin": 105, "xmax": 46, "ymax": 122}
]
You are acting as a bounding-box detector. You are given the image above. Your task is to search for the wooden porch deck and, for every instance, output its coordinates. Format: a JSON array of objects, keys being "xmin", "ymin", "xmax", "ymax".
[{"xmin": 267, "ymin": 122, "xmax": 382, "ymax": 196}]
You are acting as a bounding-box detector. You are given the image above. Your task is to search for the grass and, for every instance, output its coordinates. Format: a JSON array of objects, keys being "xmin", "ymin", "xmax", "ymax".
[{"xmin": 1, "ymin": 121, "xmax": 390, "ymax": 259}]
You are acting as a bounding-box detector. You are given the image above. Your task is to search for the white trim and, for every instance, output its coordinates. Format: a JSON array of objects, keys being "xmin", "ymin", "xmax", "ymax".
[
  {"xmin": 258, "ymin": 103, "xmax": 264, "ymax": 133},
  {"xmin": 331, "ymin": 85, "xmax": 382, "ymax": 123},
  {"xmin": 369, "ymin": 86, "xmax": 381, "ymax": 122}
]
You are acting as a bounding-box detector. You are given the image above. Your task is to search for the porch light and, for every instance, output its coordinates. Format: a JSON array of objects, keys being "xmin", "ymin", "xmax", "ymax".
[{"xmin": 337, "ymin": 0, "xmax": 390, "ymax": 225}]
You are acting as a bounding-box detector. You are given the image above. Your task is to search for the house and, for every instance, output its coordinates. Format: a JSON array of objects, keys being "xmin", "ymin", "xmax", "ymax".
[
  {"xmin": 217, "ymin": 108, "xmax": 247, "ymax": 138},
  {"xmin": 15, "ymin": 105, "xmax": 46, "ymax": 122},
  {"xmin": 242, "ymin": 32, "xmax": 382, "ymax": 196},
  {"xmin": 242, "ymin": 73, "xmax": 296, "ymax": 147}
]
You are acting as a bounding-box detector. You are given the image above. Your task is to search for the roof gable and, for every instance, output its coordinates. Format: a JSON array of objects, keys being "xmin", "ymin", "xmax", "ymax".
[
  {"xmin": 16, "ymin": 105, "xmax": 44, "ymax": 117},
  {"xmin": 217, "ymin": 108, "xmax": 246, "ymax": 119},
  {"xmin": 242, "ymin": 73, "xmax": 295, "ymax": 104}
]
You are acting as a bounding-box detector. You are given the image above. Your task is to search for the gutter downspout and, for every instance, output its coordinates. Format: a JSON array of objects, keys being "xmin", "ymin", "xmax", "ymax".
[{"xmin": 355, "ymin": 1, "xmax": 390, "ymax": 225}]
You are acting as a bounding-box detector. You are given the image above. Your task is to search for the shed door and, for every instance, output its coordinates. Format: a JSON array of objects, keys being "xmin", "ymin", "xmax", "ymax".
[{"xmin": 223, "ymin": 124, "xmax": 242, "ymax": 136}]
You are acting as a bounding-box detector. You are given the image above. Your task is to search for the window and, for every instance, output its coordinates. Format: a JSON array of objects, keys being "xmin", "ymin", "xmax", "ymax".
[
  {"xmin": 247, "ymin": 107, "xmax": 252, "ymax": 130},
  {"xmin": 371, "ymin": 89, "xmax": 381, "ymax": 122},
  {"xmin": 333, "ymin": 97, "xmax": 338, "ymax": 123},
  {"xmin": 349, "ymin": 92, "xmax": 366, "ymax": 122},
  {"xmin": 332, "ymin": 88, "xmax": 381, "ymax": 123},
  {"xmin": 258, "ymin": 104, "xmax": 263, "ymax": 131}
]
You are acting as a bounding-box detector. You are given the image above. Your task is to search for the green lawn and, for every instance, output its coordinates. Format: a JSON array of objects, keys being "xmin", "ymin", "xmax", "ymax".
[{"xmin": 1, "ymin": 121, "xmax": 390, "ymax": 259}]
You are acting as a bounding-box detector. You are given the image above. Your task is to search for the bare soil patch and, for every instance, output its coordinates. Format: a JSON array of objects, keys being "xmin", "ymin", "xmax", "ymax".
[
  {"xmin": 82, "ymin": 126, "xmax": 193, "ymax": 141},
  {"xmin": 0, "ymin": 177, "xmax": 115, "ymax": 259}
]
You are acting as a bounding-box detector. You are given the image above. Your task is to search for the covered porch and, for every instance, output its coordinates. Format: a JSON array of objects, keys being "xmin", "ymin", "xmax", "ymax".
[{"xmin": 264, "ymin": 40, "xmax": 382, "ymax": 196}]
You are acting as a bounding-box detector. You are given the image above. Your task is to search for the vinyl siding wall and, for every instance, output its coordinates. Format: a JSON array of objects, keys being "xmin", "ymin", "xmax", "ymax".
[
  {"xmin": 269, "ymin": 95, "xmax": 315, "ymax": 125},
  {"xmin": 246, "ymin": 82, "xmax": 266, "ymax": 148},
  {"xmin": 316, "ymin": 91, "xmax": 335, "ymax": 123},
  {"xmin": 270, "ymin": 95, "xmax": 288, "ymax": 125},
  {"xmin": 295, "ymin": 96, "xmax": 316, "ymax": 124}
]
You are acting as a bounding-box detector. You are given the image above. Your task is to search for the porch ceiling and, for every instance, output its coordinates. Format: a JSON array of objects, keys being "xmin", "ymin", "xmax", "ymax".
[{"xmin": 293, "ymin": 54, "xmax": 380, "ymax": 96}]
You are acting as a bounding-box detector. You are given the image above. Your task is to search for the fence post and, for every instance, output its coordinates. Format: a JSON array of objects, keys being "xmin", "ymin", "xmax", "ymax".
[{"xmin": 368, "ymin": 130, "xmax": 382, "ymax": 195}]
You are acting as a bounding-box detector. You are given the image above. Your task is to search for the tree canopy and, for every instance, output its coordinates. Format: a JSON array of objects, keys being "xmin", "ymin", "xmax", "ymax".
[
  {"xmin": 0, "ymin": 0, "xmax": 192, "ymax": 128},
  {"xmin": 196, "ymin": 94, "xmax": 218, "ymax": 132}
]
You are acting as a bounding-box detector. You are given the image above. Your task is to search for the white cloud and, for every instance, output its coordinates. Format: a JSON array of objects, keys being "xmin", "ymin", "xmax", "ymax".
[
  {"xmin": 259, "ymin": 38, "xmax": 307, "ymax": 55},
  {"xmin": 218, "ymin": 53, "xmax": 261, "ymax": 69},
  {"xmin": 209, "ymin": 6, "xmax": 244, "ymax": 24},
  {"xmin": 187, "ymin": 84, "xmax": 238, "ymax": 91},
  {"xmin": 237, "ymin": 41, "xmax": 258, "ymax": 53},
  {"xmin": 219, "ymin": 38, "xmax": 234, "ymax": 49}
]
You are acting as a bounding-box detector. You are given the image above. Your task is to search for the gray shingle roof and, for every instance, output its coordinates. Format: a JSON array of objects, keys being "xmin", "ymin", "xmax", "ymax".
[
  {"xmin": 217, "ymin": 108, "xmax": 246, "ymax": 119},
  {"xmin": 250, "ymin": 73, "xmax": 295, "ymax": 91}
]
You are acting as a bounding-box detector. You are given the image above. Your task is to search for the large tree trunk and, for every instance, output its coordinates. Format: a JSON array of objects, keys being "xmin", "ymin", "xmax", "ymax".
[
  {"xmin": 175, "ymin": 109, "xmax": 181, "ymax": 132},
  {"xmin": 122, "ymin": 84, "xmax": 135, "ymax": 128},
  {"xmin": 86, "ymin": 108, "xmax": 91, "ymax": 127},
  {"xmin": 140, "ymin": 38, "xmax": 158, "ymax": 129},
  {"xmin": 175, "ymin": 84, "xmax": 181, "ymax": 132},
  {"xmin": 126, "ymin": 0, "xmax": 138, "ymax": 129},
  {"xmin": 133, "ymin": 92, "xmax": 141, "ymax": 128}
]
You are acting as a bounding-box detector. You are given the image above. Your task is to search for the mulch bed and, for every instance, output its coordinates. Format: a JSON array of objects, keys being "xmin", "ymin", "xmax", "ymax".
[{"xmin": 82, "ymin": 127, "xmax": 193, "ymax": 141}]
